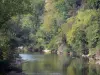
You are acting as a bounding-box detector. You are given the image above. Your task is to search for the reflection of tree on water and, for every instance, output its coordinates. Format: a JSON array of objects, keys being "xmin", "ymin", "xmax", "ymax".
[
  {"xmin": 20, "ymin": 54, "xmax": 100, "ymax": 75},
  {"xmin": 81, "ymin": 57, "xmax": 100, "ymax": 75},
  {"xmin": 89, "ymin": 64, "xmax": 100, "ymax": 75},
  {"xmin": 62, "ymin": 57, "xmax": 100, "ymax": 75},
  {"xmin": 62, "ymin": 57, "xmax": 73, "ymax": 75},
  {"xmin": 62, "ymin": 57, "xmax": 89, "ymax": 75},
  {"xmin": 81, "ymin": 57, "xmax": 89, "ymax": 75}
]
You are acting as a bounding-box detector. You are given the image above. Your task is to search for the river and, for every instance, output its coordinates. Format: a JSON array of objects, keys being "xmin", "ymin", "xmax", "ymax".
[{"xmin": 19, "ymin": 53, "xmax": 100, "ymax": 75}]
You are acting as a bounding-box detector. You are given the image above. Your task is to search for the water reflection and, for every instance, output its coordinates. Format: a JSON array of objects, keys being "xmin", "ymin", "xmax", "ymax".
[
  {"xmin": 20, "ymin": 54, "xmax": 100, "ymax": 75},
  {"xmin": 19, "ymin": 54, "xmax": 44, "ymax": 61}
]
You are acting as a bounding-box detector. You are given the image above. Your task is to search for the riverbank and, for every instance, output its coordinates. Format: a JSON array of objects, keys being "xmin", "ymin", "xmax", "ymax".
[
  {"xmin": 7, "ymin": 71, "xmax": 26, "ymax": 75},
  {"xmin": 17, "ymin": 53, "xmax": 100, "ymax": 75}
]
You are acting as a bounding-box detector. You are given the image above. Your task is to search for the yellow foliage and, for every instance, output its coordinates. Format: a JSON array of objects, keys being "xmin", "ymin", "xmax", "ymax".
[
  {"xmin": 43, "ymin": 0, "xmax": 58, "ymax": 32},
  {"xmin": 45, "ymin": 0, "xmax": 54, "ymax": 12},
  {"xmin": 43, "ymin": 13, "xmax": 54, "ymax": 32},
  {"xmin": 61, "ymin": 9, "xmax": 99, "ymax": 44},
  {"xmin": 61, "ymin": 17, "xmax": 75, "ymax": 34},
  {"xmin": 76, "ymin": 9, "xmax": 97, "ymax": 26}
]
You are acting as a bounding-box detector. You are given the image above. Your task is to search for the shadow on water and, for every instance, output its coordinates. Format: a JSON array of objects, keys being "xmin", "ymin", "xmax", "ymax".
[
  {"xmin": 19, "ymin": 53, "xmax": 100, "ymax": 75},
  {"xmin": 62, "ymin": 57, "xmax": 89, "ymax": 75}
]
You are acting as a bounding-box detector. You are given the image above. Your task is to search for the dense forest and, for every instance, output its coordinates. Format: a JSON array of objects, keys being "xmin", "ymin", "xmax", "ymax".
[
  {"xmin": 0, "ymin": 0, "xmax": 100, "ymax": 60},
  {"xmin": 0, "ymin": 0, "xmax": 100, "ymax": 74}
]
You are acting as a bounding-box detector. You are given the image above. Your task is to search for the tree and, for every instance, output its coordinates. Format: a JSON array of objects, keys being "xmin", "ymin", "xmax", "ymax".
[
  {"xmin": 0, "ymin": 0, "xmax": 45, "ymax": 60},
  {"xmin": 0, "ymin": 0, "xmax": 31, "ymax": 28},
  {"xmin": 87, "ymin": 0, "xmax": 100, "ymax": 9},
  {"xmin": 73, "ymin": 30, "xmax": 88, "ymax": 55}
]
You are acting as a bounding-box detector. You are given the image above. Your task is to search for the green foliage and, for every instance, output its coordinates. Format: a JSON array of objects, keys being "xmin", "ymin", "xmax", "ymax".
[
  {"xmin": 72, "ymin": 30, "xmax": 88, "ymax": 54},
  {"xmin": 0, "ymin": 0, "xmax": 100, "ymax": 59},
  {"xmin": 86, "ymin": 0, "xmax": 100, "ymax": 9},
  {"xmin": 54, "ymin": 0, "xmax": 77, "ymax": 19},
  {"xmin": 0, "ymin": 0, "xmax": 31, "ymax": 27},
  {"xmin": 62, "ymin": 9, "xmax": 100, "ymax": 54},
  {"xmin": 47, "ymin": 34, "xmax": 62, "ymax": 50},
  {"xmin": 86, "ymin": 12, "xmax": 100, "ymax": 48},
  {"xmin": 66, "ymin": 9, "xmax": 98, "ymax": 44},
  {"xmin": 0, "ymin": 0, "xmax": 44, "ymax": 60}
]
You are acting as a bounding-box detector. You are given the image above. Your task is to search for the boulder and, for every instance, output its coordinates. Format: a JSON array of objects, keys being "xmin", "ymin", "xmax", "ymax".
[{"xmin": 43, "ymin": 49, "xmax": 51, "ymax": 54}]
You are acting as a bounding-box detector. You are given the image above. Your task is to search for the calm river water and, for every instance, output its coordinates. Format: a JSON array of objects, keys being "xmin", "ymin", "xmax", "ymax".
[{"xmin": 19, "ymin": 53, "xmax": 100, "ymax": 75}]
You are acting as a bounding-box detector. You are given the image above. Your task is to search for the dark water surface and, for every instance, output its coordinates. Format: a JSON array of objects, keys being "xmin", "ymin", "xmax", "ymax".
[{"xmin": 19, "ymin": 53, "xmax": 100, "ymax": 75}]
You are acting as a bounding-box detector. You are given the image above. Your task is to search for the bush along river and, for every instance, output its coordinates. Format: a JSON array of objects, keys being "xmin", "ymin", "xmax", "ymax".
[{"xmin": 17, "ymin": 53, "xmax": 100, "ymax": 75}]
